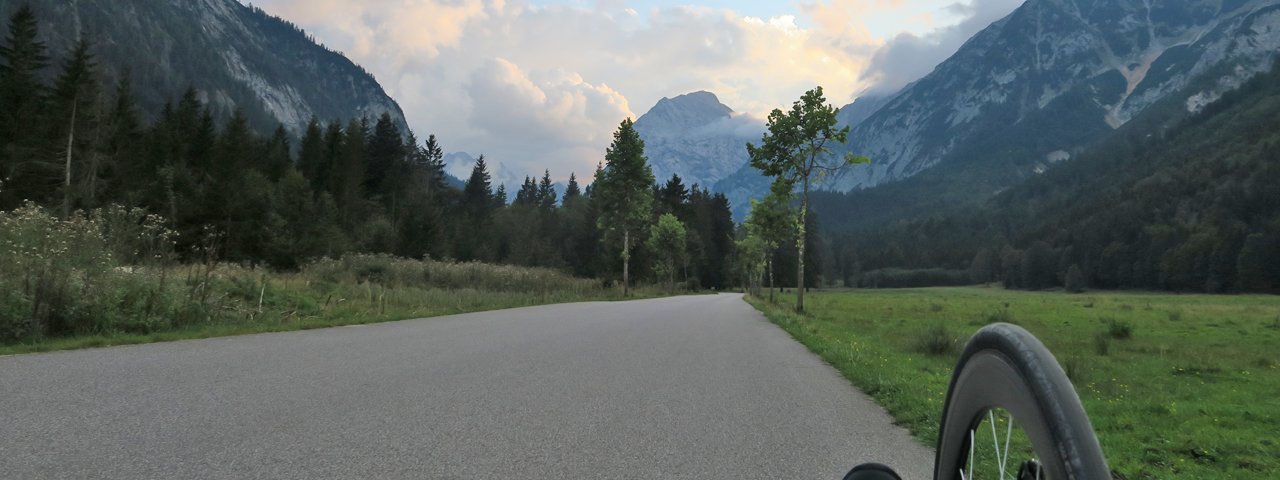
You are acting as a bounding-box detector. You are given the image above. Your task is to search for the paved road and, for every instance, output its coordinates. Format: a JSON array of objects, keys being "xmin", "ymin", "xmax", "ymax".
[{"xmin": 0, "ymin": 293, "xmax": 933, "ymax": 479}]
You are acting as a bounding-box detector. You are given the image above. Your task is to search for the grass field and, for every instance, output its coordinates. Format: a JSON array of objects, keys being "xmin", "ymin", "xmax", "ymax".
[{"xmin": 748, "ymin": 287, "xmax": 1280, "ymax": 479}]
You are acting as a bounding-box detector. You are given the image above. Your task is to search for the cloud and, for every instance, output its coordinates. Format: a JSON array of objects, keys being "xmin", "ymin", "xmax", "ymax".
[
  {"xmin": 466, "ymin": 58, "xmax": 632, "ymax": 146},
  {"xmin": 858, "ymin": 0, "xmax": 1024, "ymax": 94},
  {"xmin": 250, "ymin": 0, "xmax": 1012, "ymax": 183}
]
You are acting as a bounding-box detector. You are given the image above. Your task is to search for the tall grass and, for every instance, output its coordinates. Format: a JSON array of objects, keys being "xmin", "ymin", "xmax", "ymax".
[
  {"xmin": 302, "ymin": 254, "xmax": 600, "ymax": 295},
  {"xmin": 0, "ymin": 203, "xmax": 187, "ymax": 341},
  {"xmin": 1, "ymin": 204, "xmax": 630, "ymax": 352}
]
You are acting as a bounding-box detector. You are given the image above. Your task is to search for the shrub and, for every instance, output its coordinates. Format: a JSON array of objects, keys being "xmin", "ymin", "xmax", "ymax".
[
  {"xmin": 1167, "ymin": 309, "xmax": 1183, "ymax": 322},
  {"xmin": 913, "ymin": 322, "xmax": 959, "ymax": 356},
  {"xmin": 0, "ymin": 204, "xmax": 187, "ymax": 342},
  {"xmin": 1103, "ymin": 317, "xmax": 1135, "ymax": 339}
]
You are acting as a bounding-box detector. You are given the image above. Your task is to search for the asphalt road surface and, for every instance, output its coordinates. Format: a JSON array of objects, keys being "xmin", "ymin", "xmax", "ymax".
[{"xmin": 1, "ymin": 293, "xmax": 933, "ymax": 479}]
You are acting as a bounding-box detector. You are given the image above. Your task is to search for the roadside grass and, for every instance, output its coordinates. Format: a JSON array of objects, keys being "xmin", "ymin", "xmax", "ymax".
[
  {"xmin": 748, "ymin": 287, "xmax": 1280, "ymax": 479},
  {"xmin": 1, "ymin": 256, "xmax": 666, "ymax": 356}
]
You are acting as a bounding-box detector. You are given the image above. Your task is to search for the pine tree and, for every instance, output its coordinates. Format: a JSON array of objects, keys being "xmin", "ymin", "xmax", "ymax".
[
  {"xmin": 537, "ymin": 169, "xmax": 556, "ymax": 211},
  {"xmin": 297, "ymin": 117, "xmax": 326, "ymax": 190},
  {"xmin": 457, "ymin": 155, "xmax": 495, "ymax": 261},
  {"xmin": 263, "ymin": 124, "xmax": 291, "ymax": 181},
  {"xmin": 48, "ymin": 36, "xmax": 100, "ymax": 215},
  {"xmin": 493, "ymin": 184, "xmax": 508, "ymax": 206},
  {"xmin": 594, "ymin": 118, "xmax": 655, "ymax": 296},
  {"xmin": 563, "ymin": 173, "xmax": 581, "ymax": 203},
  {"xmin": 0, "ymin": 4, "xmax": 50, "ymax": 208},
  {"xmin": 336, "ymin": 117, "xmax": 367, "ymax": 223},
  {"xmin": 515, "ymin": 176, "xmax": 537, "ymax": 206},
  {"xmin": 102, "ymin": 75, "xmax": 141, "ymax": 202},
  {"xmin": 365, "ymin": 112, "xmax": 403, "ymax": 194},
  {"xmin": 322, "ymin": 120, "xmax": 344, "ymax": 198},
  {"xmin": 421, "ymin": 133, "xmax": 447, "ymax": 193},
  {"xmin": 657, "ymin": 174, "xmax": 689, "ymax": 218}
]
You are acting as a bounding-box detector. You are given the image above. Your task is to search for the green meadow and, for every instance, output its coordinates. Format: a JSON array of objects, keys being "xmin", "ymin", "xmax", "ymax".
[{"xmin": 749, "ymin": 287, "xmax": 1280, "ymax": 479}]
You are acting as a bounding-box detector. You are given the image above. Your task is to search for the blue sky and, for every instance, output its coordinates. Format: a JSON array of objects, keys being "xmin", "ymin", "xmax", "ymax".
[{"xmin": 254, "ymin": 0, "xmax": 1023, "ymax": 182}]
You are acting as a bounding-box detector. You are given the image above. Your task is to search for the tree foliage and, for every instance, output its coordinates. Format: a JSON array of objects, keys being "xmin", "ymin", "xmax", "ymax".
[
  {"xmin": 747, "ymin": 86, "xmax": 868, "ymax": 311},
  {"xmin": 594, "ymin": 118, "xmax": 655, "ymax": 295}
]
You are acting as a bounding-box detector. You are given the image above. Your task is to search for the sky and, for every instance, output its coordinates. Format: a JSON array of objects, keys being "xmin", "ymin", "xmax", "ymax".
[{"xmin": 250, "ymin": 0, "xmax": 1024, "ymax": 182}]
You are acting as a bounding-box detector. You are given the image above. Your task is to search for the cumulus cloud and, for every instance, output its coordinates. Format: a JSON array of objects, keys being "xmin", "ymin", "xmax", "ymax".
[
  {"xmin": 251, "ymin": 0, "xmax": 1014, "ymax": 182},
  {"xmin": 466, "ymin": 58, "xmax": 632, "ymax": 146}
]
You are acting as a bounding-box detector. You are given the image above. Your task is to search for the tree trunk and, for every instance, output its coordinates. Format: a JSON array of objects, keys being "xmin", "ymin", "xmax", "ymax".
[
  {"xmin": 767, "ymin": 256, "xmax": 775, "ymax": 302},
  {"xmin": 797, "ymin": 177, "xmax": 808, "ymax": 313},
  {"xmin": 622, "ymin": 229, "xmax": 630, "ymax": 297},
  {"xmin": 63, "ymin": 98, "xmax": 78, "ymax": 218}
]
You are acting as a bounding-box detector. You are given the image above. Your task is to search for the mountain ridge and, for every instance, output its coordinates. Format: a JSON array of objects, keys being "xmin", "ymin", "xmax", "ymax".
[
  {"xmin": 632, "ymin": 90, "xmax": 765, "ymax": 218},
  {"xmin": 2, "ymin": 0, "xmax": 409, "ymax": 136},
  {"xmin": 825, "ymin": 0, "xmax": 1280, "ymax": 192}
]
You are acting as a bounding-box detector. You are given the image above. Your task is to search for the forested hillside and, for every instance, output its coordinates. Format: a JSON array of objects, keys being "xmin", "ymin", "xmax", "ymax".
[
  {"xmin": 821, "ymin": 60, "xmax": 1280, "ymax": 293},
  {"xmin": 0, "ymin": 6, "xmax": 737, "ymax": 290},
  {"xmin": 0, "ymin": 0, "xmax": 407, "ymax": 135}
]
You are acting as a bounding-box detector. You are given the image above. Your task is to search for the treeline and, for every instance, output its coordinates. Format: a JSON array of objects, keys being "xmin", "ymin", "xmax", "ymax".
[
  {"xmin": 819, "ymin": 59, "xmax": 1280, "ymax": 293},
  {"xmin": 0, "ymin": 6, "xmax": 737, "ymax": 289}
]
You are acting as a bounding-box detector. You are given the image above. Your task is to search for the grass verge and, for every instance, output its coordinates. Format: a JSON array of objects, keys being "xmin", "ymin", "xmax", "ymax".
[
  {"xmin": 748, "ymin": 287, "xmax": 1280, "ymax": 479},
  {"xmin": 2, "ymin": 255, "xmax": 665, "ymax": 356}
]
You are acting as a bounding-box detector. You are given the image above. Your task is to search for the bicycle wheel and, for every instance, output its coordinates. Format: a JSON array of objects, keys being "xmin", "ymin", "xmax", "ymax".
[{"xmin": 933, "ymin": 323, "xmax": 1109, "ymax": 480}]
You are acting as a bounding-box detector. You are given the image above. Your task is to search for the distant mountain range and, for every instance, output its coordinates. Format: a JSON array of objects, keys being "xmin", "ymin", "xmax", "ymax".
[
  {"xmin": 4, "ymin": 0, "xmax": 408, "ymax": 136},
  {"xmin": 625, "ymin": 92, "xmax": 763, "ymax": 219},
  {"xmin": 634, "ymin": 0, "xmax": 1280, "ymax": 224},
  {"xmin": 823, "ymin": 0, "xmax": 1280, "ymax": 193}
]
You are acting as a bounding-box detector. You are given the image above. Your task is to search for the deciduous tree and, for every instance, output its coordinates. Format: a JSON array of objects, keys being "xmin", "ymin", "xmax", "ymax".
[{"xmin": 747, "ymin": 86, "xmax": 868, "ymax": 312}]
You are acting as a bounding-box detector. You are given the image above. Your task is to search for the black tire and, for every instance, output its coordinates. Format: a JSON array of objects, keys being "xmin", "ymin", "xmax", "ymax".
[{"xmin": 933, "ymin": 323, "xmax": 1109, "ymax": 480}]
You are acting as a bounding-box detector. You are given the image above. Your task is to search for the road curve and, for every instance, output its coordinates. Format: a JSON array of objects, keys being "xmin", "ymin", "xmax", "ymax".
[{"xmin": 0, "ymin": 293, "xmax": 933, "ymax": 479}]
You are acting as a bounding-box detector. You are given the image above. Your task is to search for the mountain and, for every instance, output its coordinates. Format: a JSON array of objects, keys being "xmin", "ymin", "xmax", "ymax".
[
  {"xmin": 633, "ymin": 91, "xmax": 763, "ymax": 218},
  {"xmin": 3, "ymin": 0, "xmax": 408, "ymax": 135},
  {"xmin": 831, "ymin": 59, "xmax": 1280, "ymax": 293},
  {"xmin": 633, "ymin": 92, "xmax": 761, "ymax": 190},
  {"xmin": 825, "ymin": 0, "xmax": 1280, "ymax": 192}
]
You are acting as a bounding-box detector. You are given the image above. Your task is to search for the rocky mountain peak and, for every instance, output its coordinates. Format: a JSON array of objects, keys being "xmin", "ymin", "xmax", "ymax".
[
  {"xmin": 823, "ymin": 0, "xmax": 1280, "ymax": 192},
  {"xmin": 7, "ymin": 0, "xmax": 409, "ymax": 137},
  {"xmin": 635, "ymin": 91, "xmax": 734, "ymax": 136}
]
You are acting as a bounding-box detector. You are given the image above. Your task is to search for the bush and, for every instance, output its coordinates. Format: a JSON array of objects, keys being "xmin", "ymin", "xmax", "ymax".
[
  {"xmin": 1103, "ymin": 317, "xmax": 1134, "ymax": 339},
  {"xmin": 913, "ymin": 323, "xmax": 959, "ymax": 356},
  {"xmin": 0, "ymin": 204, "xmax": 187, "ymax": 341}
]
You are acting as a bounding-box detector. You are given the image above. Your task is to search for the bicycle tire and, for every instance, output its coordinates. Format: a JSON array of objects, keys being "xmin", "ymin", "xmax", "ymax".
[{"xmin": 933, "ymin": 323, "xmax": 1109, "ymax": 479}]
